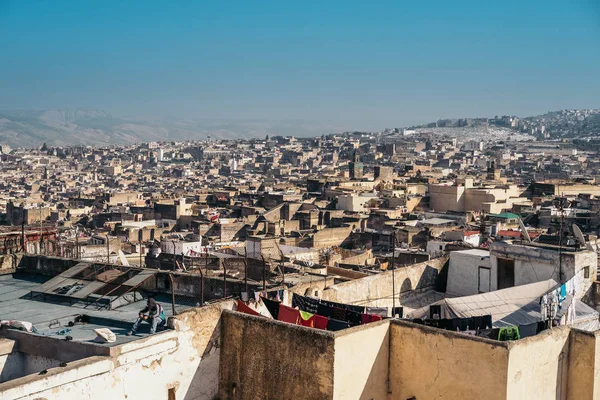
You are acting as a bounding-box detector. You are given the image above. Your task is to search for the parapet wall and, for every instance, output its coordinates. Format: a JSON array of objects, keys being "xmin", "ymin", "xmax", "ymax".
[
  {"xmin": 321, "ymin": 257, "xmax": 448, "ymax": 307},
  {"xmin": 219, "ymin": 310, "xmax": 336, "ymax": 400}
]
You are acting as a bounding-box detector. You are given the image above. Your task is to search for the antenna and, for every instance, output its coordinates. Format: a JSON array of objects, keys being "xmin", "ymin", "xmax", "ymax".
[
  {"xmin": 518, "ymin": 218, "xmax": 531, "ymax": 242},
  {"xmin": 572, "ymin": 224, "xmax": 594, "ymax": 252}
]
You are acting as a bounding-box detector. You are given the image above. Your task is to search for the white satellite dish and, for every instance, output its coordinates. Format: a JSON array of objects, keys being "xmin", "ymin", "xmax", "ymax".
[
  {"xmin": 518, "ymin": 219, "xmax": 531, "ymax": 243},
  {"xmin": 572, "ymin": 224, "xmax": 594, "ymax": 252}
]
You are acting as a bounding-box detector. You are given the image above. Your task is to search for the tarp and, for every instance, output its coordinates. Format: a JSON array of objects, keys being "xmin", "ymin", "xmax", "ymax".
[
  {"xmin": 411, "ymin": 279, "xmax": 600, "ymax": 331},
  {"xmin": 412, "ymin": 279, "xmax": 559, "ymax": 328}
]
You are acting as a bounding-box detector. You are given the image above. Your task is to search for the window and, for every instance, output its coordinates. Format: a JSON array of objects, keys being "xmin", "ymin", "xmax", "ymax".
[
  {"xmin": 168, "ymin": 388, "xmax": 176, "ymax": 400},
  {"xmin": 584, "ymin": 266, "xmax": 590, "ymax": 279}
]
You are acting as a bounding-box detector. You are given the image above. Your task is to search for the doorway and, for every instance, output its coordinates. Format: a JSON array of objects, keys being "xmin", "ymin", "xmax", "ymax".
[{"xmin": 497, "ymin": 258, "xmax": 515, "ymax": 289}]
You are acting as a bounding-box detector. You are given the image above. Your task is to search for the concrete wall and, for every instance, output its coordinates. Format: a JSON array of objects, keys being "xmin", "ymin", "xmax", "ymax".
[
  {"xmin": 333, "ymin": 321, "xmax": 389, "ymax": 400},
  {"xmin": 0, "ymin": 300, "xmax": 235, "ymax": 400},
  {"xmin": 219, "ymin": 310, "xmax": 336, "ymax": 400},
  {"xmin": 0, "ymin": 352, "xmax": 61, "ymax": 382},
  {"xmin": 491, "ymin": 242, "xmax": 597, "ymax": 297},
  {"xmin": 322, "ymin": 257, "xmax": 447, "ymax": 307},
  {"xmin": 566, "ymin": 329, "xmax": 597, "ymax": 400},
  {"xmin": 506, "ymin": 327, "xmax": 571, "ymax": 399},
  {"xmin": 447, "ymin": 250, "xmax": 493, "ymax": 296},
  {"xmin": 389, "ymin": 320, "xmax": 510, "ymax": 400}
]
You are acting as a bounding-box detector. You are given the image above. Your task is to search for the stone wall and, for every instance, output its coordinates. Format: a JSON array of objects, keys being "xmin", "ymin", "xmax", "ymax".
[
  {"xmin": 219, "ymin": 310, "xmax": 336, "ymax": 400},
  {"xmin": 321, "ymin": 257, "xmax": 448, "ymax": 307},
  {"xmin": 311, "ymin": 226, "xmax": 353, "ymax": 249}
]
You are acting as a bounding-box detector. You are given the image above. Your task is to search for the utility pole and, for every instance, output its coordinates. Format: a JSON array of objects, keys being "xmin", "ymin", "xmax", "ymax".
[
  {"xmin": 21, "ymin": 221, "xmax": 25, "ymax": 253},
  {"xmin": 244, "ymin": 249, "xmax": 248, "ymax": 295},
  {"xmin": 391, "ymin": 230, "xmax": 396, "ymax": 316},
  {"xmin": 106, "ymin": 234, "xmax": 110, "ymax": 265},
  {"xmin": 261, "ymin": 255, "xmax": 267, "ymax": 291},
  {"xmin": 39, "ymin": 204, "xmax": 43, "ymax": 255},
  {"xmin": 222, "ymin": 258, "xmax": 227, "ymax": 299}
]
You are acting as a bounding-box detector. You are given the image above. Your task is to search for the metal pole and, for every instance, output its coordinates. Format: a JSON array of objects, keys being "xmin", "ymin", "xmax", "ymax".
[
  {"xmin": 244, "ymin": 250, "xmax": 248, "ymax": 295},
  {"xmin": 222, "ymin": 258, "xmax": 227, "ymax": 298},
  {"xmin": 280, "ymin": 253, "xmax": 285, "ymax": 286},
  {"xmin": 205, "ymin": 246, "xmax": 209, "ymax": 278},
  {"xmin": 139, "ymin": 243, "xmax": 143, "ymax": 267},
  {"xmin": 39, "ymin": 205, "xmax": 43, "ymax": 255},
  {"xmin": 391, "ymin": 231, "xmax": 396, "ymax": 316},
  {"xmin": 169, "ymin": 273, "xmax": 176, "ymax": 315},
  {"xmin": 21, "ymin": 221, "xmax": 25, "ymax": 253},
  {"xmin": 106, "ymin": 234, "xmax": 110, "ymax": 264},
  {"xmin": 197, "ymin": 256, "xmax": 204, "ymax": 306},
  {"xmin": 261, "ymin": 255, "xmax": 266, "ymax": 291}
]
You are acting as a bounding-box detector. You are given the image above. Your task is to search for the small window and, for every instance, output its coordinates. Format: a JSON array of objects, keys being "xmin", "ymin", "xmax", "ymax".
[
  {"xmin": 168, "ymin": 388, "xmax": 176, "ymax": 400},
  {"xmin": 584, "ymin": 266, "xmax": 590, "ymax": 279}
]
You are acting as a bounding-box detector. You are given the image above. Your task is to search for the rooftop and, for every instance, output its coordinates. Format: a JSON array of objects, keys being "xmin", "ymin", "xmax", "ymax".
[{"xmin": 0, "ymin": 272, "xmax": 177, "ymax": 347}]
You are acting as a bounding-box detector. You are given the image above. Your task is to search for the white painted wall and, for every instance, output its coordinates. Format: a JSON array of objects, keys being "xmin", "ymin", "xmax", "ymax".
[{"xmin": 447, "ymin": 249, "xmax": 492, "ymax": 296}]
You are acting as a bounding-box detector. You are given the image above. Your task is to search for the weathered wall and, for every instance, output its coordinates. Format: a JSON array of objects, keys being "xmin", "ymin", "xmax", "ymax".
[
  {"xmin": 312, "ymin": 226, "xmax": 353, "ymax": 249},
  {"xmin": 0, "ymin": 300, "xmax": 235, "ymax": 400},
  {"xmin": 16, "ymin": 255, "xmax": 79, "ymax": 277},
  {"xmin": 566, "ymin": 329, "xmax": 596, "ymax": 400},
  {"xmin": 506, "ymin": 326, "xmax": 571, "ymax": 400},
  {"xmin": 333, "ymin": 321, "xmax": 389, "ymax": 400},
  {"xmin": 219, "ymin": 310, "xmax": 335, "ymax": 400},
  {"xmin": 322, "ymin": 257, "xmax": 447, "ymax": 307},
  {"xmin": 389, "ymin": 320, "xmax": 510, "ymax": 400},
  {"xmin": 0, "ymin": 352, "xmax": 61, "ymax": 382},
  {"xmin": 0, "ymin": 254, "xmax": 21, "ymax": 275},
  {"xmin": 490, "ymin": 242, "xmax": 597, "ymax": 298},
  {"xmin": 390, "ymin": 320, "xmax": 510, "ymax": 400}
]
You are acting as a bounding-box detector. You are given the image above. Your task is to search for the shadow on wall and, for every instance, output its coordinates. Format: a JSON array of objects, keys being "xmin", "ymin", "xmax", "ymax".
[{"xmin": 183, "ymin": 318, "xmax": 222, "ymax": 400}]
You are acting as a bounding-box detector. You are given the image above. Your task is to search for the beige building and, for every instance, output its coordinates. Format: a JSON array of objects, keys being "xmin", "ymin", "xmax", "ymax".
[{"xmin": 429, "ymin": 179, "xmax": 527, "ymax": 213}]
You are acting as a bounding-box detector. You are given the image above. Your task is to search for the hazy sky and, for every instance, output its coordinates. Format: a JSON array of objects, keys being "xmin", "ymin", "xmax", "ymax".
[{"xmin": 1, "ymin": 0, "xmax": 599, "ymax": 129}]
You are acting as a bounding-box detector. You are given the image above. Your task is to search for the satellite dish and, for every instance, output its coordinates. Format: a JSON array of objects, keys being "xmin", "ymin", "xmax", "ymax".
[
  {"xmin": 572, "ymin": 224, "xmax": 594, "ymax": 252},
  {"xmin": 518, "ymin": 219, "xmax": 531, "ymax": 243}
]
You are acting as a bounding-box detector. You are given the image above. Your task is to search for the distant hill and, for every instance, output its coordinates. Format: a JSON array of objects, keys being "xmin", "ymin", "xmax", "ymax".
[
  {"xmin": 524, "ymin": 109, "xmax": 600, "ymax": 138},
  {"xmin": 0, "ymin": 108, "xmax": 349, "ymax": 148}
]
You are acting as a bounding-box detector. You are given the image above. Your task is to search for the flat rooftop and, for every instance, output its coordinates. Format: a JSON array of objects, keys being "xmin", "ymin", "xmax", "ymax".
[{"xmin": 0, "ymin": 273, "xmax": 178, "ymax": 347}]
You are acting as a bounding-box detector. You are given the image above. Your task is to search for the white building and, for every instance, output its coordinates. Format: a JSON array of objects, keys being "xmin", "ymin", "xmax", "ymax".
[
  {"xmin": 447, "ymin": 249, "xmax": 492, "ymax": 296},
  {"xmin": 336, "ymin": 194, "xmax": 377, "ymax": 212},
  {"xmin": 160, "ymin": 237, "xmax": 204, "ymax": 256}
]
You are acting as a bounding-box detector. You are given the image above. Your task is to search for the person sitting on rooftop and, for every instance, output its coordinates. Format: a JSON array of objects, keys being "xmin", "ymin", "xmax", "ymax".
[{"xmin": 127, "ymin": 297, "xmax": 166, "ymax": 335}]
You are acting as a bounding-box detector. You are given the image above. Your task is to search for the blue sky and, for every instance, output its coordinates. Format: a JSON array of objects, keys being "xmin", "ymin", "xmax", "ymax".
[{"xmin": 0, "ymin": 0, "xmax": 599, "ymax": 129}]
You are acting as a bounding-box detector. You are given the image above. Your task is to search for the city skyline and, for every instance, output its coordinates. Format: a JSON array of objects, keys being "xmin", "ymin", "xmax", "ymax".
[{"xmin": 1, "ymin": 0, "xmax": 600, "ymax": 130}]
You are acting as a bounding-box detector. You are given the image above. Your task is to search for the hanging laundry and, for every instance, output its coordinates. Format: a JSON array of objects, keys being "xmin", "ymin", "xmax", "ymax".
[
  {"xmin": 236, "ymin": 300, "xmax": 262, "ymax": 317},
  {"xmin": 498, "ymin": 326, "xmax": 520, "ymax": 341},
  {"xmin": 347, "ymin": 310, "xmax": 363, "ymax": 326},
  {"xmin": 313, "ymin": 314, "xmax": 329, "ymax": 330},
  {"xmin": 261, "ymin": 297, "xmax": 280, "ymax": 320},
  {"xmin": 299, "ymin": 311, "xmax": 315, "ymax": 328},
  {"xmin": 392, "ymin": 307, "xmax": 404, "ymax": 318},
  {"xmin": 278, "ymin": 304, "xmax": 300, "ymax": 325},
  {"xmin": 327, "ymin": 318, "xmax": 350, "ymax": 331},
  {"xmin": 518, "ymin": 322, "xmax": 537, "ymax": 339},
  {"xmin": 366, "ymin": 307, "xmax": 388, "ymax": 317},
  {"xmin": 292, "ymin": 293, "xmax": 319, "ymax": 314},
  {"xmin": 317, "ymin": 303, "xmax": 333, "ymax": 318},
  {"xmin": 361, "ymin": 314, "xmax": 383, "ymax": 324},
  {"xmin": 477, "ymin": 328, "xmax": 500, "ymax": 340},
  {"xmin": 321, "ymin": 299, "xmax": 365, "ymax": 314},
  {"xmin": 330, "ymin": 306, "xmax": 348, "ymax": 322}
]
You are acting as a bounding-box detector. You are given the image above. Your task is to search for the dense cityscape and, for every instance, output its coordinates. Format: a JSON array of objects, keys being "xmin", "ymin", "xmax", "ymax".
[
  {"xmin": 2, "ymin": 0, "xmax": 600, "ymax": 398},
  {"xmin": 2, "ymin": 115, "xmax": 600, "ymax": 398}
]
